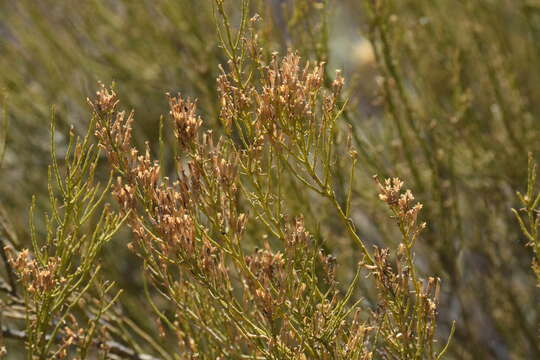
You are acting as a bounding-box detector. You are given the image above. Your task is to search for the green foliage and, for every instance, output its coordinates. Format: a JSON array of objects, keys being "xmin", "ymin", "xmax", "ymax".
[
  {"xmin": 7, "ymin": 114, "xmax": 126, "ymax": 359},
  {"xmin": 514, "ymin": 154, "xmax": 540, "ymax": 284}
]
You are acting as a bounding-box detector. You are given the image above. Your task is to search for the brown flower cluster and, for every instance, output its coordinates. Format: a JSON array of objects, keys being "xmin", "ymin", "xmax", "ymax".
[
  {"xmin": 374, "ymin": 175, "xmax": 426, "ymax": 242},
  {"xmin": 217, "ymin": 51, "xmax": 343, "ymax": 153},
  {"xmin": 93, "ymin": 83, "xmax": 243, "ymax": 293},
  {"xmin": 256, "ymin": 53, "xmax": 324, "ymax": 128},
  {"xmin": 93, "ymin": 82, "xmax": 118, "ymax": 114},
  {"xmin": 9, "ymin": 250, "xmax": 62, "ymax": 294},
  {"xmin": 168, "ymin": 94, "xmax": 203, "ymax": 149}
]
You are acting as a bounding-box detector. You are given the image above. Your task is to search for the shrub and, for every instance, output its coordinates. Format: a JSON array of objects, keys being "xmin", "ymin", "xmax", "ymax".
[{"xmin": 0, "ymin": 0, "xmax": 538, "ymax": 358}]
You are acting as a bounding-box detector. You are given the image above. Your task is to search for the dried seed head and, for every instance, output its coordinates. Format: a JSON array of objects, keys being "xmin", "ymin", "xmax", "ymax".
[
  {"xmin": 374, "ymin": 175, "xmax": 426, "ymax": 237},
  {"xmin": 9, "ymin": 251, "xmax": 62, "ymax": 294},
  {"xmin": 374, "ymin": 175, "xmax": 404, "ymax": 206},
  {"xmin": 94, "ymin": 109, "xmax": 135, "ymax": 168},
  {"xmin": 285, "ymin": 216, "xmax": 310, "ymax": 248},
  {"xmin": 167, "ymin": 94, "xmax": 202, "ymax": 148},
  {"xmin": 93, "ymin": 82, "xmax": 118, "ymax": 113}
]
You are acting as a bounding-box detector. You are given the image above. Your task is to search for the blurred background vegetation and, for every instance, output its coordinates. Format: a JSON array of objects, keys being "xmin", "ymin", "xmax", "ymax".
[{"xmin": 1, "ymin": 0, "xmax": 539, "ymax": 358}]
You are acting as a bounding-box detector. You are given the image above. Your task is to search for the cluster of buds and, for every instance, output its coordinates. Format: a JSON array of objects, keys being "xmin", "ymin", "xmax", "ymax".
[
  {"xmin": 9, "ymin": 250, "xmax": 62, "ymax": 294},
  {"xmin": 93, "ymin": 85, "xmax": 242, "ymax": 291},
  {"xmin": 374, "ymin": 176, "xmax": 403, "ymax": 206},
  {"xmin": 94, "ymin": 110, "xmax": 135, "ymax": 169},
  {"xmin": 374, "ymin": 175, "xmax": 426, "ymax": 240},
  {"xmin": 284, "ymin": 216, "xmax": 310, "ymax": 248},
  {"xmin": 217, "ymin": 67, "xmax": 265, "ymax": 172},
  {"xmin": 217, "ymin": 50, "xmax": 341, "ymax": 149},
  {"xmin": 190, "ymin": 135, "xmax": 242, "ymax": 236},
  {"xmin": 209, "ymin": 148, "xmax": 238, "ymax": 191},
  {"xmin": 216, "ymin": 66, "xmax": 255, "ymax": 132},
  {"xmin": 168, "ymin": 94, "xmax": 203, "ymax": 149},
  {"xmin": 92, "ymin": 83, "xmax": 136, "ymax": 172},
  {"xmin": 157, "ymin": 210, "xmax": 196, "ymax": 258},
  {"xmin": 246, "ymin": 249, "xmax": 285, "ymax": 286},
  {"xmin": 112, "ymin": 177, "xmax": 136, "ymax": 215},
  {"xmin": 368, "ymin": 248, "xmax": 400, "ymax": 295},
  {"xmin": 257, "ymin": 52, "xmax": 324, "ymax": 131},
  {"xmin": 132, "ymin": 144, "xmax": 160, "ymax": 195},
  {"xmin": 246, "ymin": 248, "xmax": 286, "ymax": 320},
  {"xmin": 92, "ymin": 82, "xmax": 118, "ymax": 114}
]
